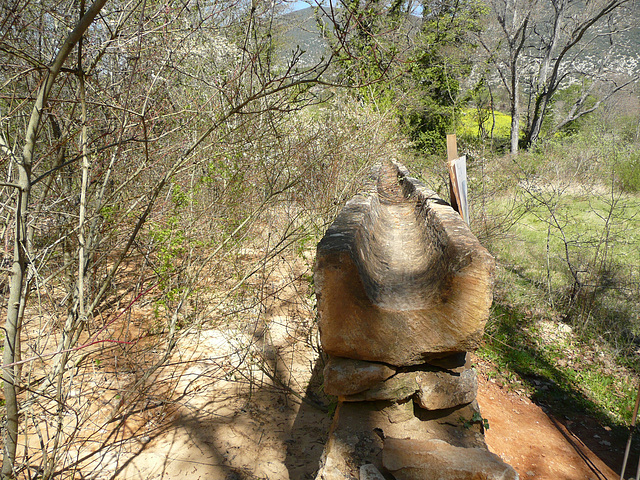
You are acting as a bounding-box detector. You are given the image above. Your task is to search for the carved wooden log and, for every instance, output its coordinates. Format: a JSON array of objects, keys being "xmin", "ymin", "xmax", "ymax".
[{"xmin": 315, "ymin": 162, "xmax": 495, "ymax": 366}]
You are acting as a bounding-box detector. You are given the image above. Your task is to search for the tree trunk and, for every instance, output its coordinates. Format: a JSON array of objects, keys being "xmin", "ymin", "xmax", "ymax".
[
  {"xmin": 526, "ymin": 93, "xmax": 549, "ymax": 148},
  {"xmin": 1, "ymin": 166, "xmax": 28, "ymax": 479},
  {"xmin": 510, "ymin": 74, "xmax": 520, "ymax": 154},
  {"xmin": 1, "ymin": 1, "xmax": 107, "ymax": 476}
]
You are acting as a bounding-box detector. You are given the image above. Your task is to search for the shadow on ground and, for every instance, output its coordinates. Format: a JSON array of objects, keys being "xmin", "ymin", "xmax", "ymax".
[
  {"xmin": 284, "ymin": 359, "xmax": 330, "ymax": 480},
  {"xmin": 81, "ymin": 324, "xmax": 334, "ymax": 480}
]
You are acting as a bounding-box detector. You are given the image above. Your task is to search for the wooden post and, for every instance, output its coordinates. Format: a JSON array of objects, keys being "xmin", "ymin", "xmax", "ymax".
[
  {"xmin": 447, "ymin": 134, "xmax": 460, "ymax": 214},
  {"xmin": 620, "ymin": 381, "xmax": 640, "ymax": 480},
  {"xmin": 447, "ymin": 134, "xmax": 458, "ymax": 161}
]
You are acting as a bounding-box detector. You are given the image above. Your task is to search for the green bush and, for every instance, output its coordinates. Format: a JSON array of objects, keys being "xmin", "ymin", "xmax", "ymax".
[{"xmin": 617, "ymin": 151, "xmax": 640, "ymax": 193}]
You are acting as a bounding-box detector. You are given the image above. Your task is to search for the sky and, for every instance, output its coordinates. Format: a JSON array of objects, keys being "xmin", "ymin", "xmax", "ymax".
[
  {"xmin": 290, "ymin": 0, "xmax": 314, "ymax": 11},
  {"xmin": 288, "ymin": 0, "xmax": 423, "ymax": 15}
]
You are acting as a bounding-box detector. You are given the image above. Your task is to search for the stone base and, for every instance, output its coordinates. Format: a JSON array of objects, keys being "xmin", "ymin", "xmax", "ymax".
[
  {"xmin": 325, "ymin": 354, "xmax": 478, "ymax": 411},
  {"xmin": 315, "ymin": 400, "xmax": 498, "ymax": 480},
  {"xmin": 383, "ymin": 437, "xmax": 519, "ymax": 480}
]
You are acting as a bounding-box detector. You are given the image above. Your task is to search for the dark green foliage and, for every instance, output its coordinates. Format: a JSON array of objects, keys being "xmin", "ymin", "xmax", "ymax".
[
  {"xmin": 329, "ymin": 0, "xmax": 487, "ymax": 154},
  {"xmin": 398, "ymin": 0, "xmax": 486, "ymax": 154},
  {"xmin": 402, "ymin": 59, "xmax": 461, "ymax": 153}
]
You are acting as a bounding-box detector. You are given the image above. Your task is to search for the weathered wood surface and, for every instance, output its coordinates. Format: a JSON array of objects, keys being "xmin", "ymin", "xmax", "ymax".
[
  {"xmin": 315, "ymin": 161, "xmax": 495, "ymax": 366},
  {"xmin": 313, "ymin": 162, "xmax": 516, "ymax": 480}
]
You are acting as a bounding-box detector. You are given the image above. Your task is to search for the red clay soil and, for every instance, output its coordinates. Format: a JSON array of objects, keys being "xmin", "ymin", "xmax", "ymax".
[{"xmin": 478, "ymin": 375, "xmax": 625, "ymax": 480}]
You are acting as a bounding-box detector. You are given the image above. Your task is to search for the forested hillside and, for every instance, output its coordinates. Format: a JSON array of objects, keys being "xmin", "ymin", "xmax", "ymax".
[{"xmin": 0, "ymin": 0, "xmax": 639, "ymax": 478}]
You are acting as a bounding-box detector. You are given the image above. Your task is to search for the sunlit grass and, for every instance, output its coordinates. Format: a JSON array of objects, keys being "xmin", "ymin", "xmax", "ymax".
[
  {"xmin": 478, "ymin": 184, "xmax": 640, "ymax": 427},
  {"xmin": 457, "ymin": 108, "xmax": 512, "ymax": 142},
  {"xmin": 479, "ymin": 303, "xmax": 637, "ymax": 426}
]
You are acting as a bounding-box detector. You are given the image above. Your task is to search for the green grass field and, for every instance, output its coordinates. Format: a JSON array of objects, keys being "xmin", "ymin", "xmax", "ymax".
[
  {"xmin": 477, "ymin": 186, "xmax": 640, "ymax": 426},
  {"xmin": 458, "ymin": 108, "xmax": 513, "ymax": 143}
]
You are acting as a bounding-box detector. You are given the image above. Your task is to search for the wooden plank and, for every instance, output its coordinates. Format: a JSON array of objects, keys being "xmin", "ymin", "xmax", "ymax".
[
  {"xmin": 454, "ymin": 155, "xmax": 469, "ymax": 225},
  {"xmin": 447, "ymin": 134, "xmax": 460, "ymax": 213},
  {"xmin": 447, "ymin": 134, "xmax": 458, "ymax": 161}
]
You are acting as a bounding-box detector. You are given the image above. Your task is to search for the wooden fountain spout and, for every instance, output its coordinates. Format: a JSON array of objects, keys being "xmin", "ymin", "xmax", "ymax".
[{"xmin": 315, "ymin": 161, "xmax": 496, "ymax": 367}]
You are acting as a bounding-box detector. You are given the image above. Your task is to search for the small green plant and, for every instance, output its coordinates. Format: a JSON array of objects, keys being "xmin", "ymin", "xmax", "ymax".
[
  {"xmin": 327, "ymin": 397, "xmax": 338, "ymax": 418},
  {"xmin": 460, "ymin": 411, "xmax": 490, "ymax": 430},
  {"xmin": 99, "ymin": 204, "xmax": 120, "ymax": 223}
]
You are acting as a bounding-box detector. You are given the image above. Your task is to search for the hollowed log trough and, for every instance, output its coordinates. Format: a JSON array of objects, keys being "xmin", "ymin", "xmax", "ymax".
[
  {"xmin": 313, "ymin": 162, "xmax": 516, "ymax": 480},
  {"xmin": 315, "ymin": 162, "xmax": 495, "ymax": 367}
]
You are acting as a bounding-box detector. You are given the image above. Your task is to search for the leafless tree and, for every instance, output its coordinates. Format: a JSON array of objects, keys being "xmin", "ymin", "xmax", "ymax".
[
  {"xmin": 0, "ymin": 0, "xmax": 407, "ymax": 477},
  {"xmin": 479, "ymin": 0, "xmax": 637, "ymax": 152}
]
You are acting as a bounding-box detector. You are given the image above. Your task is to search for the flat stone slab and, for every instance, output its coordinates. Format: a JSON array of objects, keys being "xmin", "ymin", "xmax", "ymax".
[
  {"xmin": 341, "ymin": 372, "xmax": 419, "ymax": 403},
  {"xmin": 315, "ymin": 162, "xmax": 495, "ymax": 366},
  {"xmin": 383, "ymin": 437, "xmax": 519, "ymax": 480},
  {"xmin": 414, "ymin": 368, "xmax": 478, "ymax": 410},
  {"xmin": 324, "ymin": 356, "xmax": 395, "ymax": 396},
  {"xmin": 338, "ymin": 366, "xmax": 477, "ymax": 409},
  {"xmin": 314, "ymin": 400, "xmax": 488, "ymax": 480}
]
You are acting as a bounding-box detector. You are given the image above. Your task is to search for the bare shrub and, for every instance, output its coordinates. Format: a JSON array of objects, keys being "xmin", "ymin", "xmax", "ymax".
[{"xmin": 0, "ymin": 0, "xmax": 406, "ymax": 474}]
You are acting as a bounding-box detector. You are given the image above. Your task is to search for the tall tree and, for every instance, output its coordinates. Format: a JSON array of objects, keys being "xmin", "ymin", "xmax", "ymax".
[
  {"xmin": 480, "ymin": 0, "xmax": 636, "ymax": 152},
  {"xmin": 325, "ymin": 0, "xmax": 485, "ymax": 153},
  {"xmin": 523, "ymin": 0, "xmax": 636, "ymax": 147},
  {"xmin": 479, "ymin": 0, "xmax": 535, "ymax": 153},
  {"xmin": 402, "ymin": 0, "xmax": 485, "ymax": 153}
]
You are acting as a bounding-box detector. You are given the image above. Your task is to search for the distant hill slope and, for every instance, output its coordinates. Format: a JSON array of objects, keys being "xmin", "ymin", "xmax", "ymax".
[
  {"xmin": 275, "ymin": 5, "xmax": 640, "ymax": 80},
  {"xmin": 277, "ymin": 7, "xmax": 332, "ymax": 69}
]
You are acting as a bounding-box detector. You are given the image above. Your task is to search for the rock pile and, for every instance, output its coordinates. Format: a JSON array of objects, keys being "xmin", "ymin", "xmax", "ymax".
[{"xmin": 314, "ymin": 162, "xmax": 518, "ymax": 480}]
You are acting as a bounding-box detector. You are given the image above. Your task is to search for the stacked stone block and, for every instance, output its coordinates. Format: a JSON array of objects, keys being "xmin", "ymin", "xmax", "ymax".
[{"xmin": 314, "ymin": 162, "xmax": 518, "ymax": 480}]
